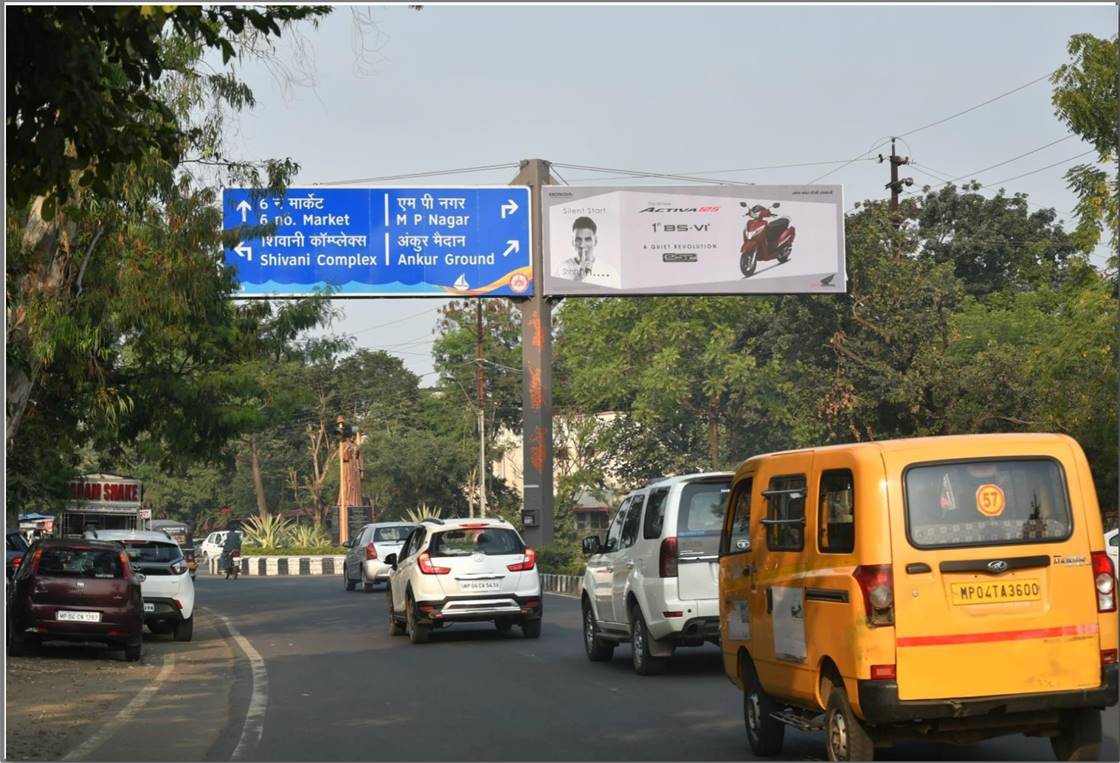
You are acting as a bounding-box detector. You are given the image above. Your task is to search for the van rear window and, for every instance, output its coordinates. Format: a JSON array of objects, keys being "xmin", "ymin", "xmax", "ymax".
[
  {"xmin": 677, "ymin": 480, "xmax": 731, "ymax": 556},
  {"xmin": 904, "ymin": 459, "xmax": 1071, "ymax": 549}
]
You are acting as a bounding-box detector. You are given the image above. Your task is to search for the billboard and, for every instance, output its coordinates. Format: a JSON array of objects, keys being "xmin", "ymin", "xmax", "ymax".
[
  {"xmin": 222, "ymin": 187, "xmax": 532, "ymax": 297},
  {"xmin": 542, "ymin": 185, "xmax": 845, "ymax": 296}
]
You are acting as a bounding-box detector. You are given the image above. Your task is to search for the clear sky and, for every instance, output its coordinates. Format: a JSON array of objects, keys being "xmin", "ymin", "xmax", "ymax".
[{"xmin": 225, "ymin": 2, "xmax": 1117, "ymax": 380}]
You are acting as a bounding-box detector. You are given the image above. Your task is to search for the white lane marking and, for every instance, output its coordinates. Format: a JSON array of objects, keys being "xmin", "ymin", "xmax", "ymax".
[
  {"xmin": 62, "ymin": 652, "xmax": 177, "ymax": 761},
  {"xmin": 208, "ymin": 608, "xmax": 269, "ymax": 761}
]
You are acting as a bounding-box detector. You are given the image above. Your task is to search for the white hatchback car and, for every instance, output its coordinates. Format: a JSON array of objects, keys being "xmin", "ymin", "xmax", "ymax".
[
  {"xmin": 384, "ymin": 518, "xmax": 542, "ymax": 644},
  {"xmin": 580, "ymin": 472, "xmax": 732, "ymax": 674},
  {"xmin": 84, "ymin": 529, "xmax": 196, "ymax": 641},
  {"xmin": 343, "ymin": 522, "xmax": 416, "ymax": 591}
]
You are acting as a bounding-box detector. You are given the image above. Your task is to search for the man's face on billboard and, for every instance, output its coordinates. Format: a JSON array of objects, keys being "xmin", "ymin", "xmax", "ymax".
[{"xmin": 572, "ymin": 227, "xmax": 596, "ymax": 260}]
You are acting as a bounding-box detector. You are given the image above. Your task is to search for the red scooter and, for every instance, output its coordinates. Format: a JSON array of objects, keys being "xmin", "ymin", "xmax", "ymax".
[{"xmin": 739, "ymin": 201, "xmax": 795, "ymax": 277}]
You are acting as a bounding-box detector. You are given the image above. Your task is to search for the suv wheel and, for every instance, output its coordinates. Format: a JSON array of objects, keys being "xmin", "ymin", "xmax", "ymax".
[
  {"xmin": 743, "ymin": 657, "xmax": 784, "ymax": 756},
  {"xmin": 521, "ymin": 619, "xmax": 541, "ymax": 639},
  {"xmin": 386, "ymin": 588, "xmax": 405, "ymax": 636},
  {"xmin": 630, "ymin": 607, "xmax": 667, "ymax": 676},
  {"xmin": 173, "ymin": 615, "xmax": 194, "ymax": 642},
  {"xmin": 405, "ymin": 594, "xmax": 429, "ymax": 645},
  {"xmin": 582, "ymin": 600, "xmax": 614, "ymax": 662}
]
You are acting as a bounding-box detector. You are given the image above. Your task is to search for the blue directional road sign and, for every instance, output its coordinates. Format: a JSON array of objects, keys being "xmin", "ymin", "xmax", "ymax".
[{"xmin": 222, "ymin": 187, "xmax": 532, "ymax": 297}]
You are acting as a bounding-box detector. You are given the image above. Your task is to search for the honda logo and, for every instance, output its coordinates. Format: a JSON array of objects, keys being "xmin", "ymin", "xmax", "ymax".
[{"xmin": 987, "ymin": 560, "xmax": 1009, "ymax": 573}]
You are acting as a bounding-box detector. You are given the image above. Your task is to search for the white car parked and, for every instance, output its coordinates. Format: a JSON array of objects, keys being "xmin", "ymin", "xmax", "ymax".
[
  {"xmin": 384, "ymin": 517, "xmax": 542, "ymax": 644},
  {"xmin": 199, "ymin": 530, "xmax": 240, "ymax": 564},
  {"xmin": 83, "ymin": 529, "xmax": 196, "ymax": 641},
  {"xmin": 343, "ymin": 522, "xmax": 416, "ymax": 591},
  {"xmin": 580, "ymin": 472, "xmax": 732, "ymax": 674}
]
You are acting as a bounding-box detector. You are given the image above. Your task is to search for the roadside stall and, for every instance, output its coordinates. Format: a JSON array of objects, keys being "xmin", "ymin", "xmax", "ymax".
[{"xmin": 60, "ymin": 474, "xmax": 144, "ymax": 537}]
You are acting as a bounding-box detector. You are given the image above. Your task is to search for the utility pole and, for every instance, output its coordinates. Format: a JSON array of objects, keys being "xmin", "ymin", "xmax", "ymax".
[
  {"xmin": 511, "ymin": 159, "xmax": 554, "ymax": 546},
  {"xmin": 879, "ymin": 137, "xmax": 913, "ymax": 227},
  {"xmin": 475, "ymin": 299, "xmax": 487, "ymax": 517}
]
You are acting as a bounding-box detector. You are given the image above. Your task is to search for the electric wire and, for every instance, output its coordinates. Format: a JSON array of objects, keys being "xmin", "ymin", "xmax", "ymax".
[
  {"xmin": 806, "ymin": 136, "xmax": 894, "ymax": 185},
  {"xmin": 311, "ymin": 163, "xmax": 521, "ymax": 187},
  {"xmin": 980, "ymin": 150, "xmax": 1097, "ymax": 189},
  {"xmin": 551, "ymin": 162, "xmax": 756, "ymax": 187},
  {"xmin": 896, "ymin": 70, "xmax": 1057, "ymax": 139},
  {"xmin": 917, "ymin": 135, "xmax": 1078, "ymax": 191},
  {"xmin": 349, "ymin": 305, "xmax": 444, "ymax": 336},
  {"xmin": 561, "ymin": 158, "xmax": 878, "ymax": 185}
]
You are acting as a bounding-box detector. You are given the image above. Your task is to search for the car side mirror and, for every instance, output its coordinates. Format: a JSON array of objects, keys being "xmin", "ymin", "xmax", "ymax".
[
  {"xmin": 581, "ymin": 536, "xmax": 602, "ymax": 556},
  {"xmin": 384, "ymin": 553, "xmax": 397, "ymax": 569}
]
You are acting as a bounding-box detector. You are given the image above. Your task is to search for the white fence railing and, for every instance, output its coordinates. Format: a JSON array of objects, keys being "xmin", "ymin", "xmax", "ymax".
[{"xmin": 539, "ymin": 573, "xmax": 583, "ymax": 597}]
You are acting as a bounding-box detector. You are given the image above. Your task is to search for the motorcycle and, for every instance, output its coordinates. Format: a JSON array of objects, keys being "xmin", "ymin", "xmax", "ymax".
[
  {"xmin": 223, "ymin": 550, "xmax": 241, "ymax": 580},
  {"xmin": 739, "ymin": 201, "xmax": 795, "ymax": 277}
]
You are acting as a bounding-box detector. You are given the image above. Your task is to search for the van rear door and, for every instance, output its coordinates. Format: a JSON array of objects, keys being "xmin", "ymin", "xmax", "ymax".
[
  {"xmin": 888, "ymin": 454, "xmax": 1100, "ymax": 700},
  {"xmin": 676, "ymin": 478, "xmax": 732, "ymax": 601}
]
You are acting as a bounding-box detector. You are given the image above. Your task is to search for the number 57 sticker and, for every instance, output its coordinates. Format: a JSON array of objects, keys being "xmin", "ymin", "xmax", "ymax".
[{"xmin": 975, "ymin": 484, "xmax": 1006, "ymax": 517}]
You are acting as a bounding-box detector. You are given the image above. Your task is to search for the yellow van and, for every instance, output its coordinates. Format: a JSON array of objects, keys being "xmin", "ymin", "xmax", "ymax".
[{"xmin": 718, "ymin": 433, "xmax": 1117, "ymax": 761}]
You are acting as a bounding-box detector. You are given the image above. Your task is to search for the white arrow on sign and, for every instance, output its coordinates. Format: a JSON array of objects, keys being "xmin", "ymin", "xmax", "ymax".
[
  {"xmin": 236, "ymin": 200, "xmax": 252, "ymax": 223},
  {"xmin": 500, "ymin": 199, "xmax": 519, "ymax": 219},
  {"xmin": 502, "ymin": 240, "xmax": 520, "ymax": 257},
  {"xmin": 234, "ymin": 243, "xmax": 253, "ymax": 262}
]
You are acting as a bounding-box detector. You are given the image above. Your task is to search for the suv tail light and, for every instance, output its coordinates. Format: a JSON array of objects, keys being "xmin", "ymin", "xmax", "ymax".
[
  {"xmin": 365, "ymin": 543, "xmax": 378, "ymax": 561},
  {"xmin": 853, "ymin": 564, "xmax": 894, "ymax": 626},
  {"xmin": 417, "ymin": 552, "xmax": 451, "ymax": 575},
  {"xmin": 1091, "ymin": 552, "xmax": 1115, "ymax": 612},
  {"xmin": 507, "ymin": 547, "xmax": 536, "ymax": 572},
  {"xmin": 659, "ymin": 537, "xmax": 678, "ymax": 578},
  {"xmin": 170, "ymin": 560, "xmax": 187, "ymax": 575}
]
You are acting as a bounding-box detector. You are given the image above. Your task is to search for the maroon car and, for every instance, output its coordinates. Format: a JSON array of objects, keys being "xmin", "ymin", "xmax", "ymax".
[{"xmin": 7, "ymin": 538, "xmax": 144, "ymax": 661}]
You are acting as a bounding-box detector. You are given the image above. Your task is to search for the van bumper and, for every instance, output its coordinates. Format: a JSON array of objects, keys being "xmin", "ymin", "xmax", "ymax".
[{"xmin": 857, "ymin": 665, "xmax": 1119, "ymax": 724}]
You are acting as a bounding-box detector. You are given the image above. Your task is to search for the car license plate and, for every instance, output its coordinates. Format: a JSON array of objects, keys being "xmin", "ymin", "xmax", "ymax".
[
  {"xmin": 57, "ymin": 610, "xmax": 101, "ymax": 622},
  {"xmin": 461, "ymin": 580, "xmax": 500, "ymax": 592},
  {"xmin": 143, "ymin": 602, "xmax": 155, "ymax": 613},
  {"xmin": 951, "ymin": 578, "xmax": 1041, "ymax": 606}
]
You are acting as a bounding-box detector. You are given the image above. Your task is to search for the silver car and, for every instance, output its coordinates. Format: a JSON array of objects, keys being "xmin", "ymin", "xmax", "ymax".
[{"xmin": 344, "ymin": 522, "xmax": 417, "ymax": 592}]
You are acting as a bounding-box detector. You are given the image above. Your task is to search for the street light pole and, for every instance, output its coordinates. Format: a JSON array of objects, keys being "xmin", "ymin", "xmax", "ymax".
[{"xmin": 475, "ymin": 299, "xmax": 487, "ymax": 516}]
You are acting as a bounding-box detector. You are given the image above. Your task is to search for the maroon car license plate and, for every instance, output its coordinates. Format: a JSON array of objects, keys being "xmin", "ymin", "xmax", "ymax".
[{"xmin": 57, "ymin": 610, "xmax": 101, "ymax": 622}]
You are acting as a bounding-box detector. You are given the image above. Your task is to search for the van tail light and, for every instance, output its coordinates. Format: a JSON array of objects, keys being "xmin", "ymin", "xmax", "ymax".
[
  {"xmin": 1101, "ymin": 649, "xmax": 1118, "ymax": 665},
  {"xmin": 365, "ymin": 543, "xmax": 378, "ymax": 561},
  {"xmin": 417, "ymin": 553, "xmax": 450, "ymax": 575},
  {"xmin": 870, "ymin": 664, "xmax": 896, "ymax": 680},
  {"xmin": 659, "ymin": 537, "xmax": 678, "ymax": 578},
  {"xmin": 1091, "ymin": 552, "xmax": 1115, "ymax": 612},
  {"xmin": 507, "ymin": 547, "xmax": 536, "ymax": 572},
  {"xmin": 853, "ymin": 564, "xmax": 894, "ymax": 626}
]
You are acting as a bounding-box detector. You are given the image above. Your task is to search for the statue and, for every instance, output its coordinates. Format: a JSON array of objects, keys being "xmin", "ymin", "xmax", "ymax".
[{"xmin": 336, "ymin": 416, "xmax": 365, "ymax": 544}]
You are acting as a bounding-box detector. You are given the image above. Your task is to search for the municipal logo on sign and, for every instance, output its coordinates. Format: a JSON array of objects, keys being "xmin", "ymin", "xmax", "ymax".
[{"xmin": 510, "ymin": 273, "xmax": 530, "ymax": 293}]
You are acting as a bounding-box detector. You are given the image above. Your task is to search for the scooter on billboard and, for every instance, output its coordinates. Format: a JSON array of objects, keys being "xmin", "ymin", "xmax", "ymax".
[{"xmin": 739, "ymin": 201, "xmax": 795, "ymax": 277}]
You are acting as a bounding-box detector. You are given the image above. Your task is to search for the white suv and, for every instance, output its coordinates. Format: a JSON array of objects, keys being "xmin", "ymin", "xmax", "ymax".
[
  {"xmin": 84, "ymin": 529, "xmax": 196, "ymax": 641},
  {"xmin": 384, "ymin": 517, "xmax": 542, "ymax": 644},
  {"xmin": 580, "ymin": 472, "xmax": 732, "ymax": 674}
]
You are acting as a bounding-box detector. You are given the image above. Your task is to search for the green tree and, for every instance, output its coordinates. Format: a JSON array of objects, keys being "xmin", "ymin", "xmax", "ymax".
[{"xmin": 1050, "ymin": 34, "xmax": 1119, "ymax": 256}]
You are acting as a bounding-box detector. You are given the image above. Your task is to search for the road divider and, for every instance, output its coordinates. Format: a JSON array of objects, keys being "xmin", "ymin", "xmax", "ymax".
[
  {"xmin": 540, "ymin": 573, "xmax": 583, "ymax": 598},
  {"xmin": 206, "ymin": 555, "xmax": 346, "ymax": 576}
]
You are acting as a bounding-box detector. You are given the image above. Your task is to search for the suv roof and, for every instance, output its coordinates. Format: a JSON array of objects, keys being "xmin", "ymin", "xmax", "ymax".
[
  {"xmin": 84, "ymin": 529, "xmax": 176, "ymax": 543},
  {"xmin": 637, "ymin": 471, "xmax": 734, "ymax": 492}
]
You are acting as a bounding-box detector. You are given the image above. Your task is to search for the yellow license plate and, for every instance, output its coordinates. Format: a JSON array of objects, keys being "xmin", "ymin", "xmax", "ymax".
[{"xmin": 951, "ymin": 579, "xmax": 1040, "ymax": 606}]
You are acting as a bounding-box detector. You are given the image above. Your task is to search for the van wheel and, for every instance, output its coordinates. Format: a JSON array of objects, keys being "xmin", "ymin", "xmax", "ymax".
[
  {"xmin": 1050, "ymin": 708, "xmax": 1101, "ymax": 761},
  {"xmin": 582, "ymin": 600, "xmax": 614, "ymax": 662},
  {"xmin": 825, "ymin": 686, "xmax": 874, "ymax": 761},
  {"xmin": 630, "ymin": 608, "xmax": 667, "ymax": 675},
  {"xmin": 405, "ymin": 595, "xmax": 429, "ymax": 644},
  {"xmin": 173, "ymin": 615, "xmax": 193, "ymax": 642},
  {"xmin": 743, "ymin": 658, "xmax": 784, "ymax": 755}
]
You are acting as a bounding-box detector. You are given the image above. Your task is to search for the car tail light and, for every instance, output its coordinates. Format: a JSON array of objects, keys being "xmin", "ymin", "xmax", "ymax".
[
  {"xmin": 172, "ymin": 599, "xmax": 183, "ymax": 610},
  {"xmin": 870, "ymin": 664, "xmax": 896, "ymax": 680},
  {"xmin": 365, "ymin": 543, "xmax": 378, "ymax": 561},
  {"xmin": 663, "ymin": 610, "xmax": 684, "ymax": 618},
  {"xmin": 460, "ymin": 523, "xmax": 489, "ymax": 529},
  {"xmin": 1101, "ymin": 649, "xmax": 1118, "ymax": 665},
  {"xmin": 26, "ymin": 548, "xmax": 42, "ymax": 576},
  {"xmin": 10, "ymin": 555, "xmax": 23, "ymax": 572},
  {"xmin": 1091, "ymin": 552, "xmax": 1115, "ymax": 612},
  {"xmin": 417, "ymin": 553, "xmax": 450, "ymax": 575},
  {"xmin": 170, "ymin": 561, "xmax": 186, "ymax": 575},
  {"xmin": 659, "ymin": 537, "xmax": 678, "ymax": 577},
  {"xmin": 507, "ymin": 547, "xmax": 536, "ymax": 572},
  {"xmin": 118, "ymin": 551, "xmax": 132, "ymax": 577},
  {"xmin": 524, "ymin": 599, "xmax": 540, "ymax": 608},
  {"xmin": 853, "ymin": 564, "xmax": 894, "ymax": 626}
]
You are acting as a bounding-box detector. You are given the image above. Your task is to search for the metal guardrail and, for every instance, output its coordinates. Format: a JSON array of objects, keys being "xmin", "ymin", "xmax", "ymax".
[{"xmin": 539, "ymin": 573, "xmax": 584, "ymax": 597}]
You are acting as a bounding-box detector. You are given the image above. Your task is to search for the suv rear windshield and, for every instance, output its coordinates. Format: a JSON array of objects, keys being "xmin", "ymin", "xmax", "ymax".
[
  {"xmin": 905, "ymin": 458, "xmax": 1072, "ymax": 549},
  {"xmin": 38, "ymin": 547, "xmax": 123, "ymax": 578},
  {"xmin": 677, "ymin": 479, "xmax": 732, "ymax": 556},
  {"xmin": 374, "ymin": 526, "xmax": 413, "ymax": 543},
  {"xmin": 430, "ymin": 528, "xmax": 524, "ymax": 557},
  {"xmin": 123, "ymin": 541, "xmax": 183, "ymax": 564}
]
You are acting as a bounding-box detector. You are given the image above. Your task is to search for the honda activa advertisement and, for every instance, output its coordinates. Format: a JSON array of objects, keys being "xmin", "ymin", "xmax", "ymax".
[{"xmin": 541, "ymin": 185, "xmax": 845, "ymax": 296}]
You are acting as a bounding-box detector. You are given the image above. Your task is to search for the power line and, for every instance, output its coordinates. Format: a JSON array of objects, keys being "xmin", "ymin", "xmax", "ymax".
[
  {"xmin": 807, "ymin": 136, "xmax": 893, "ymax": 184},
  {"xmin": 350, "ymin": 305, "xmax": 443, "ymax": 336},
  {"xmin": 311, "ymin": 163, "xmax": 520, "ymax": 187},
  {"xmin": 917, "ymin": 135, "xmax": 1078, "ymax": 191},
  {"xmin": 562, "ymin": 158, "xmax": 878, "ymax": 185},
  {"xmin": 551, "ymin": 162, "xmax": 756, "ymax": 187},
  {"xmin": 896, "ymin": 70, "xmax": 1057, "ymax": 139},
  {"xmin": 980, "ymin": 150, "xmax": 1096, "ymax": 188}
]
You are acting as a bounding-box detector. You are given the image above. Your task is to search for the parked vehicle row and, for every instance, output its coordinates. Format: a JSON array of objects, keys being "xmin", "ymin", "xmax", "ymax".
[
  {"xmin": 577, "ymin": 433, "xmax": 1118, "ymax": 761},
  {"xmin": 6, "ymin": 529, "xmax": 197, "ymax": 662}
]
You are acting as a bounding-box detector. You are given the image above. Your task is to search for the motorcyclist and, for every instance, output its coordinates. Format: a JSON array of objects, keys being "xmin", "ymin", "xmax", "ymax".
[{"xmin": 220, "ymin": 529, "xmax": 242, "ymax": 574}]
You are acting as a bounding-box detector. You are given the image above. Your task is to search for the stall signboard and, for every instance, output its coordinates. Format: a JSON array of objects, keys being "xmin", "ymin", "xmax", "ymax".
[
  {"xmin": 66, "ymin": 474, "xmax": 144, "ymax": 514},
  {"xmin": 542, "ymin": 185, "xmax": 845, "ymax": 296}
]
